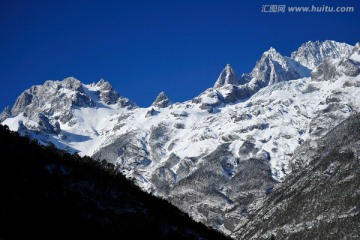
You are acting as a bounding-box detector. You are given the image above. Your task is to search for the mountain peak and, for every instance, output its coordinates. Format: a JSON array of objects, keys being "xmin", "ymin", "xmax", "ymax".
[
  {"xmin": 96, "ymin": 78, "xmax": 115, "ymax": 92},
  {"xmin": 0, "ymin": 106, "xmax": 11, "ymax": 122},
  {"xmin": 93, "ymin": 79, "xmax": 135, "ymax": 107},
  {"xmin": 261, "ymin": 47, "xmax": 283, "ymax": 61},
  {"xmin": 246, "ymin": 48, "xmax": 310, "ymax": 88},
  {"xmin": 62, "ymin": 77, "xmax": 82, "ymax": 90},
  {"xmin": 213, "ymin": 64, "xmax": 238, "ymax": 88},
  {"xmin": 267, "ymin": 47, "xmax": 277, "ymax": 53},
  {"xmin": 151, "ymin": 91, "xmax": 170, "ymax": 108},
  {"xmin": 96, "ymin": 78, "xmax": 109, "ymax": 86},
  {"xmin": 96, "ymin": 78, "xmax": 106, "ymax": 87},
  {"xmin": 291, "ymin": 40, "xmax": 354, "ymax": 69},
  {"xmin": 63, "ymin": 76, "xmax": 79, "ymax": 82}
]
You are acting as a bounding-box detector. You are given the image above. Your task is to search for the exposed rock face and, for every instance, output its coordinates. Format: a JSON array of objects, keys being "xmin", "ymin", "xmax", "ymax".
[
  {"xmin": 11, "ymin": 77, "xmax": 91, "ymax": 118},
  {"xmin": 167, "ymin": 143, "xmax": 277, "ymax": 233},
  {"xmin": 350, "ymin": 42, "xmax": 360, "ymax": 62},
  {"xmin": 145, "ymin": 108, "xmax": 158, "ymax": 117},
  {"xmin": 199, "ymin": 48, "xmax": 311, "ymax": 109},
  {"xmin": 291, "ymin": 40, "xmax": 354, "ymax": 69},
  {"xmin": 11, "ymin": 91, "xmax": 34, "ymax": 116},
  {"xmin": 35, "ymin": 113, "xmax": 57, "ymax": 134},
  {"xmin": 3, "ymin": 77, "xmax": 136, "ymax": 142},
  {"xmin": 152, "ymin": 92, "xmax": 171, "ymax": 108},
  {"xmin": 214, "ymin": 64, "xmax": 238, "ymax": 88},
  {"xmin": 96, "ymin": 79, "xmax": 120, "ymax": 104},
  {"xmin": 96, "ymin": 79, "xmax": 135, "ymax": 108},
  {"xmin": 244, "ymin": 47, "xmax": 311, "ymax": 88},
  {"xmin": 233, "ymin": 113, "xmax": 360, "ymax": 240},
  {"xmin": 92, "ymin": 131, "xmax": 150, "ymax": 172},
  {"xmin": 0, "ymin": 106, "xmax": 11, "ymax": 122},
  {"xmin": 312, "ymin": 58, "xmax": 360, "ymax": 81}
]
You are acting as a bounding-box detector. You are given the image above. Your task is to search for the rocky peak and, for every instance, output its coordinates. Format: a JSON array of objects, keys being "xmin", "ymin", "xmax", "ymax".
[
  {"xmin": 264, "ymin": 47, "xmax": 280, "ymax": 57},
  {"xmin": 4, "ymin": 77, "xmax": 138, "ymax": 128},
  {"xmin": 213, "ymin": 64, "xmax": 238, "ymax": 88},
  {"xmin": 95, "ymin": 79, "xmax": 121, "ymax": 105},
  {"xmin": 96, "ymin": 78, "xmax": 113, "ymax": 91},
  {"xmin": 151, "ymin": 92, "xmax": 170, "ymax": 108},
  {"xmin": 0, "ymin": 106, "xmax": 12, "ymax": 122},
  {"xmin": 291, "ymin": 40, "xmax": 354, "ymax": 69},
  {"xmin": 9, "ymin": 77, "xmax": 97, "ymax": 123},
  {"xmin": 93, "ymin": 79, "xmax": 136, "ymax": 108},
  {"xmin": 261, "ymin": 47, "xmax": 288, "ymax": 65},
  {"xmin": 62, "ymin": 77, "xmax": 83, "ymax": 91},
  {"xmin": 96, "ymin": 78, "xmax": 106, "ymax": 85},
  {"xmin": 245, "ymin": 47, "xmax": 310, "ymax": 87}
]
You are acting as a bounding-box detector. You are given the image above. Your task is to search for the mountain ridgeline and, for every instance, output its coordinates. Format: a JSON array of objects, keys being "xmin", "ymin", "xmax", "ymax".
[
  {"xmin": 1, "ymin": 40, "xmax": 360, "ymax": 239},
  {"xmin": 0, "ymin": 124, "xmax": 229, "ymax": 240}
]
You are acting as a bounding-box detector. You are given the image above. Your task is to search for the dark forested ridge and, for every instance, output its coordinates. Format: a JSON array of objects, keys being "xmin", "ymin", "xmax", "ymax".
[{"xmin": 0, "ymin": 124, "xmax": 229, "ymax": 240}]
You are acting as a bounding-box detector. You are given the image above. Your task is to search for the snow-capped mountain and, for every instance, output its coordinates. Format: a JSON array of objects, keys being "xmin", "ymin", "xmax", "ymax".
[
  {"xmin": 2, "ymin": 40, "xmax": 359, "ymax": 237},
  {"xmin": 241, "ymin": 47, "xmax": 311, "ymax": 87},
  {"xmin": 3, "ymin": 77, "xmax": 136, "ymax": 154},
  {"xmin": 194, "ymin": 47, "xmax": 312, "ymax": 114},
  {"xmin": 291, "ymin": 40, "xmax": 353, "ymax": 69}
]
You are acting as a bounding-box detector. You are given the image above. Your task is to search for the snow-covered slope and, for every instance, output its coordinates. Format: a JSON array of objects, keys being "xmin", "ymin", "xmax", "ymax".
[
  {"xmin": 3, "ymin": 77, "xmax": 136, "ymax": 155},
  {"xmin": 2, "ymin": 40, "xmax": 359, "ymax": 237},
  {"xmin": 233, "ymin": 113, "xmax": 360, "ymax": 239}
]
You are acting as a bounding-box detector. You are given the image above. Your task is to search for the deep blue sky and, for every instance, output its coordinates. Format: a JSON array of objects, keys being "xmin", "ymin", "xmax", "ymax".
[{"xmin": 0, "ymin": 0, "xmax": 359, "ymax": 110}]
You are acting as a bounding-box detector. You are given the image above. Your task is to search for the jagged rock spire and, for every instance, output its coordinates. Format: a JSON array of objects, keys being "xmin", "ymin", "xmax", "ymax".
[
  {"xmin": 96, "ymin": 78, "xmax": 112, "ymax": 90},
  {"xmin": 213, "ymin": 64, "xmax": 238, "ymax": 88},
  {"xmin": 151, "ymin": 92, "xmax": 170, "ymax": 108}
]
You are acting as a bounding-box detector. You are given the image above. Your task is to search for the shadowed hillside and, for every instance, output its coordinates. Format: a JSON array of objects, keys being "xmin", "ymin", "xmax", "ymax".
[{"xmin": 0, "ymin": 124, "xmax": 229, "ymax": 240}]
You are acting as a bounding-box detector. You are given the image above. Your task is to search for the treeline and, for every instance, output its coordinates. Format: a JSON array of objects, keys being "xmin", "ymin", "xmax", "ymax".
[{"xmin": 0, "ymin": 124, "xmax": 228, "ymax": 240}]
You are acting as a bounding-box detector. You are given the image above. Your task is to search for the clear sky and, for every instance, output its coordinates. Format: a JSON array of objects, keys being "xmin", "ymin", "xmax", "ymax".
[{"xmin": 0, "ymin": 0, "xmax": 359, "ymax": 110}]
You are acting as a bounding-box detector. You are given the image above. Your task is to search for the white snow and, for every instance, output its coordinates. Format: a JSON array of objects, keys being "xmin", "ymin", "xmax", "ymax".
[
  {"xmin": 2, "ymin": 40, "xmax": 360, "ymax": 190},
  {"xmin": 10, "ymin": 74, "xmax": 360, "ymax": 184}
]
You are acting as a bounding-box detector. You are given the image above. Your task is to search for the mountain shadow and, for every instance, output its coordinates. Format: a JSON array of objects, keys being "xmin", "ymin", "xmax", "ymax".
[{"xmin": 0, "ymin": 124, "xmax": 229, "ymax": 240}]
